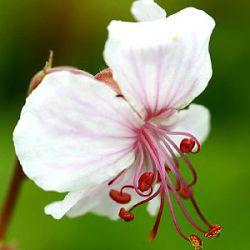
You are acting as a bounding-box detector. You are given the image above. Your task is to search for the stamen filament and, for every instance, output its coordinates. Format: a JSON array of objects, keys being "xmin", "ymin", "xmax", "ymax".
[
  {"xmin": 149, "ymin": 190, "xmax": 165, "ymax": 241},
  {"xmin": 121, "ymin": 185, "xmax": 153, "ymax": 197},
  {"xmin": 109, "ymin": 120, "xmax": 217, "ymax": 244},
  {"xmin": 140, "ymin": 132, "xmax": 190, "ymax": 241},
  {"xmin": 143, "ymin": 131, "xmax": 207, "ymax": 234},
  {"xmin": 164, "ymin": 135, "xmax": 197, "ymax": 187},
  {"xmin": 161, "ymin": 129, "xmax": 201, "ymax": 154},
  {"xmin": 129, "ymin": 186, "xmax": 161, "ymax": 212},
  {"xmin": 133, "ymin": 143, "xmax": 150, "ymax": 197},
  {"xmin": 153, "ymin": 129, "xmax": 212, "ymax": 228}
]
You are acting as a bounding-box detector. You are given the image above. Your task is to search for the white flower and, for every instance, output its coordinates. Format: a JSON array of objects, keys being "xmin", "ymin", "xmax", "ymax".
[{"xmin": 14, "ymin": 0, "xmax": 219, "ymax": 246}]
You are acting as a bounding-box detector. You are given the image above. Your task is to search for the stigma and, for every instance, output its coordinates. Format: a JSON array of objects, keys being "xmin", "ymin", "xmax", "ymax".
[
  {"xmin": 205, "ymin": 225, "xmax": 222, "ymax": 239},
  {"xmin": 189, "ymin": 234, "xmax": 202, "ymax": 250}
]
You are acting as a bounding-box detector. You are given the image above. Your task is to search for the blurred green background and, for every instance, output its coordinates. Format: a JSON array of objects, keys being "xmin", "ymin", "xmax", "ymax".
[{"xmin": 0, "ymin": 0, "xmax": 249, "ymax": 249}]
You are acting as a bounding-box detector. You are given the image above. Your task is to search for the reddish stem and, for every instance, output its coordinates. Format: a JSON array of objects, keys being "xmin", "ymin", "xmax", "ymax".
[{"xmin": 0, "ymin": 159, "xmax": 25, "ymax": 241}]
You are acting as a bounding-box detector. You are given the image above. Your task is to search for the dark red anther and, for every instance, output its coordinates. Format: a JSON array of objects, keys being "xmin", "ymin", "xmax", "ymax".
[
  {"xmin": 189, "ymin": 234, "xmax": 202, "ymax": 250},
  {"xmin": 119, "ymin": 208, "xmax": 134, "ymax": 222},
  {"xmin": 138, "ymin": 172, "xmax": 154, "ymax": 192},
  {"xmin": 180, "ymin": 138, "xmax": 195, "ymax": 153},
  {"xmin": 205, "ymin": 224, "xmax": 222, "ymax": 239},
  {"xmin": 179, "ymin": 185, "xmax": 193, "ymax": 200},
  {"xmin": 109, "ymin": 189, "xmax": 131, "ymax": 204}
]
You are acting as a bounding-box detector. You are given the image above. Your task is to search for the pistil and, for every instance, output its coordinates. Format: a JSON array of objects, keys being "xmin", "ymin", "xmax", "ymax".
[{"xmin": 205, "ymin": 224, "xmax": 222, "ymax": 239}]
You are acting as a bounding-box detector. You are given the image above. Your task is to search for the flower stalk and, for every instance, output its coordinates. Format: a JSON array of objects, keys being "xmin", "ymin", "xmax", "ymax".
[{"xmin": 0, "ymin": 159, "xmax": 25, "ymax": 242}]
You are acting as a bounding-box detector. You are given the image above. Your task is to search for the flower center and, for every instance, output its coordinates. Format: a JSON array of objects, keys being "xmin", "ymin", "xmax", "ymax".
[{"xmin": 108, "ymin": 120, "xmax": 221, "ymax": 248}]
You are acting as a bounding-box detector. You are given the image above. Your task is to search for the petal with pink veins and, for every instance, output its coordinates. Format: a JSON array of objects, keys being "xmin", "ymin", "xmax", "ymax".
[
  {"xmin": 104, "ymin": 8, "xmax": 215, "ymax": 119},
  {"xmin": 46, "ymin": 164, "xmax": 147, "ymax": 220},
  {"xmin": 14, "ymin": 71, "xmax": 144, "ymax": 193}
]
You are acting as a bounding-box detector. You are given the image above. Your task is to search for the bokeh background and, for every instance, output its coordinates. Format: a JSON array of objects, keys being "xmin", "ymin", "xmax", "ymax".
[{"xmin": 0, "ymin": 0, "xmax": 249, "ymax": 249}]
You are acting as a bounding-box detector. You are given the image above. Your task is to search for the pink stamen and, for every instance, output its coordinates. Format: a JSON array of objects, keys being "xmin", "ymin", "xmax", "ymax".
[
  {"xmin": 149, "ymin": 190, "xmax": 165, "ymax": 241},
  {"xmin": 121, "ymin": 185, "xmax": 153, "ymax": 197},
  {"xmin": 108, "ymin": 116, "xmax": 219, "ymax": 246},
  {"xmin": 163, "ymin": 135, "xmax": 198, "ymax": 187},
  {"xmin": 144, "ymin": 131, "xmax": 207, "ymax": 234},
  {"xmin": 132, "ymin": 143, "xmax": 150, "ymax": 197},
  {"xmin": 163, "ymin": 138, "xmax": 212, "ymax": 227},
  {"xmin": 162, "ymin": 129, "xmax": 201, "ymax": 154},
  {"xmin": 150, "ymin": 126, "xmax": 212, "ymax": 228},
  {"xmin": 140, "ymin": 132, "xmax": 190, "ymax": 240},
  {"xmin": 129, "ymin": 186, "xmax": 161, "ymax": 212}
]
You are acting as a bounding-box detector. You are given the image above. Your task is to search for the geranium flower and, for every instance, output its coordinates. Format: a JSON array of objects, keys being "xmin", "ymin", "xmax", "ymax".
[{"xmin": 14, "ymin": 0, "xmax": 221, "ymax": 248}]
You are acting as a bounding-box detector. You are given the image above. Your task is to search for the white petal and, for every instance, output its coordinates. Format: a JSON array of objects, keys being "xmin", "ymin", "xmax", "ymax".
[
  {"xmin": 14, "ymin": 71, "xmax": 144, "ymax": 193},
  {"xmin": 146, "ymin": 183, "xmax": 161, "ymax": 216},
  {"xmin": 67, "ymin": 165, "xmax": 144, "ymax": 220},
  {"xmin": 169, "ymin": 104, "xmax": 210, "ymax": 144},
  {"xmin": 131, "ymin": 0, "xmax": 167, "ymax": 22},
  {"xmin": 147, "ymin": 196, "xmax": 161, "ymax": 216},
  {"xmin": 66, "ymin": 185, "xmax": 108, "ymax": 219},
  {"xmin": 104, "ymin": 8, "xmax": 215, "ymax": 119},
  {"xmin": 45, "ymin": 158, "xmax": 162, "ymax": 220},
  {"xmin": 44, "ymin": 164, "xmax": 144, "ymax": 220},
  {"xmin": 45, "ymin": 190, "xmax": 86, "ymax": 219}
]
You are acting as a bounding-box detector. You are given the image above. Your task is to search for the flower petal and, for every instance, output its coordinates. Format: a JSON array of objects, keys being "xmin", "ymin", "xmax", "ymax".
[
  {"xmin": 104, "ymin": 8, "xmax": 215, "ymax": 119},
  {"xmin": 147, "ymin": 184, "xmax": 161, "ymax": 216},
  {"xmin": 14, "ymin": 71, "xmax": 143, "ymax": 193},
  {"xmin": 46, "ymin": 164, "xmax": 144, "ymax": 220},
  {"xmin": 131, "ymin": 0, "xmax": 167, "ymax": 22},
  {"xmin": 45, "ymin": 190, "xmax": 86, "ymax": 220},
  {"xmin": 147, "ymin": 196, "xmax": 161, "ymax": 216}
]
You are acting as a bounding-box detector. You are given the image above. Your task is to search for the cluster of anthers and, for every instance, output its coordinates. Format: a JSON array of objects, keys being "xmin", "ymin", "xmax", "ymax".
[{"xmin": 108, "ymin": 122, "xmax": 221, "ymax": 249}]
